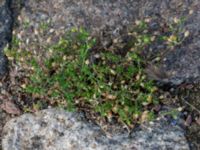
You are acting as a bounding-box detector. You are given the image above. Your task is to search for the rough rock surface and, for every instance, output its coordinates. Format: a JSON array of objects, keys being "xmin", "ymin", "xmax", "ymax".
[
  {"xmin": 13, "ymin": 0, "xmax": 139, "ymax": 53},
  {"xmin": 2, "ymin": 109, "xmax": 189, "ymax": 150},
  {"xmin": 0, "ymin": 108, "xmax": 11, "ymax": 150},
  {"xmin": 139, "ymin": 0, "xmax": 200, "ymax": 85},
  {"xmin": 0, "ymin": 0, "xmax": 12, "ymax": 148},
  {"xmin": 13, "ymin": 0, "xmax": 200, "ymax": 85},
  {"xmin": 0, "ymin": 0, "xmax": 12, "ymax": 77}
]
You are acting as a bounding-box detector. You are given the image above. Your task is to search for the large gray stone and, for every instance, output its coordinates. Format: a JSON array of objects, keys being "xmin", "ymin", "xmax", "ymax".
[
  {"xmin": 2, "ymin": 109, "xmax": 189, "ymax": 150},
  {"xmin": 13, "ymin": 0, "xmax": 200, "ymax": 85}
]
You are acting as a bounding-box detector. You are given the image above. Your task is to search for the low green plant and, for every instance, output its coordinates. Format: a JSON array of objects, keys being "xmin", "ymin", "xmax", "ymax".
[
  {"xmin": 23, "ymin": 19, "xmax": 31, "ymax": 29},
  {"xmin": 39, "ymin": 21, "xmax": 51, "ymax": 31},
  {"xmin": 5, "ymin": 27, "xmax": 157, "ymax": 125},
  {"xmin": 5, "ymin": 18, "xmax": 189, "ymax": 126}
]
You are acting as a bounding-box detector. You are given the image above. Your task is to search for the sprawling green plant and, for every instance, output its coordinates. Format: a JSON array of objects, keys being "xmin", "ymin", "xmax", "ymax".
[{"xmin": 5, "ymin": 17, "xmax": 189, "ymax": 126}]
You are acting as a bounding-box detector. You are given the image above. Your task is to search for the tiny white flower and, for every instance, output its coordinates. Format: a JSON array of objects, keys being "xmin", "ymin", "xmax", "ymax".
[
  {"xmin": 184, "ymin": 30, "xmax": 190, "ymax": 38},
  {"xmin": 145, "ymin": 18, "xmax": 151, "ymax": 23},
  {"xmin": 135, "ymin": 20, "xmax": 140, "ymax": 25},
  {"xmin": 178, "ymin": 107, "xmax": 183, "ymax": 111},
  {"xmin": 63, "ymin": 56, "xmax": 67, "ymax": 61},
  {"xmin": 85, "ymin": 59, "xmax": 90, "ymax": 65},
  {"xmin": 21, "ymin": 84, "xmax": 26, "ymax": 89},
  {"xmin": 173, "ymin": 17, "xmax": 179, "ymax": 24},
  {"xmin": 189, "ymin": 10, "xmax": 194, "ymax": 15},
  {"xmin": 110, "ymin": 69, "xmax": 116, "ymax": 75}
]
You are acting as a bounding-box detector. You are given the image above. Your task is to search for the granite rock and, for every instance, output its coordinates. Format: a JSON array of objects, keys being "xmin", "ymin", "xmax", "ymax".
[
  {"xmin": 2, "ymin": 109, "xmax": 189, "ymax": 150},
  {"xmin": 16, "ymin": 0, "xmax": 139, "ymax": 48},
  {"xmin": 138, "ymin": 0, "xmax": 200, "ymax": 85},
  {"xmin": 13, "ymin": 0, "xmax": 200, "ymax": 85}
]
